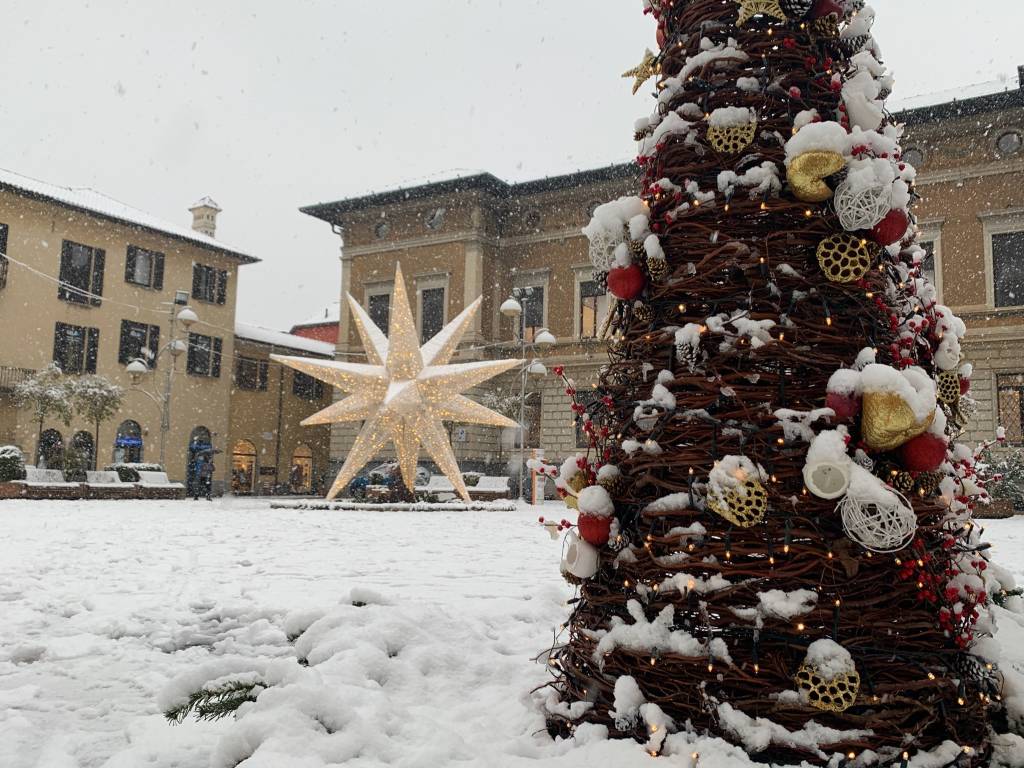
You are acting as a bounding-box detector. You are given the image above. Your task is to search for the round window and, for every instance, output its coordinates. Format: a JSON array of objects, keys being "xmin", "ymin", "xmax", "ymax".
[
  {"xmin": 996, "ymin": 130, "xmax": 1023, "ymax": 156},
  {"xmin": 373, "ymin": 220, "xmax": 391, "ymax": 239},
  {"xmin": 902, "ymin": 147, "xmax": 925, "ymax": 168}
]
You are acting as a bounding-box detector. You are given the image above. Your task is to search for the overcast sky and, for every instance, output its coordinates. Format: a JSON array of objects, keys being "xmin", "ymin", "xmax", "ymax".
[{"xmin": 2, "ymin": 0, "xmax": 1021, "ymax": 329}]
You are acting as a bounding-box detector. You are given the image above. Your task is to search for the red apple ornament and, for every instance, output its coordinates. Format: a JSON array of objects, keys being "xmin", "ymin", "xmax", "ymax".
[
  {"xmin": 826, "ymin": 391, "xmax": 862, "ymax": 421},
  {"xmin": 870, "ymin": 209, "xmax": 910, "ymax": 246},
  {"xmin": 960, "ymin": 377, "xmax": 971, "ymax": 396},
  {"xmin": 607, "ymin": 263, "xmax": 647, "ymax": 301},
  {"xmin": 898, "ymin": 433, "xmax": 948, "ymax": 473},
  {"xmin": 577, "ymin": 514, "xmax": 613, "ymax": 547}
]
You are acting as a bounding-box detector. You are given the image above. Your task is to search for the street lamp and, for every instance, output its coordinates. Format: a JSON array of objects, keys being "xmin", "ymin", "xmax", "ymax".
[
  {"xmin": 503, "ymin": 290, "xmax": 557, "ymax": 503},
  {"xmin": 124, "ymin": 299, "xmax": 200, "ymax": 468}
]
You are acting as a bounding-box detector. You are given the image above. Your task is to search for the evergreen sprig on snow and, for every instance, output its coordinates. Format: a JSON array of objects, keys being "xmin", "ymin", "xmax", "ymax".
[{"xmin": 164, "ymin": 677, "xmax": 265, "ymax": 724}]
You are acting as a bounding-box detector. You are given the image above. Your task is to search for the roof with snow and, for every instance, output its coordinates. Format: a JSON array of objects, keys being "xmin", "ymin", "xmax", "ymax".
[
  {"xmin": 235, "ymin": 321, "xmax": 335, "ymax": 356},
  {"xmin": 300, "ymin": 163, "xmax": 638, "ymax": 223},
  {"xmin": 0, "ymin": 168, "xmax": 258, "ymax": 264},
  {"xmin": 892, "ymin": 67, "xmax": 1023, "ymax": 121},
  {"xmin": 291, "ymin": 301, "xmax": 341, "ymax": 329}
]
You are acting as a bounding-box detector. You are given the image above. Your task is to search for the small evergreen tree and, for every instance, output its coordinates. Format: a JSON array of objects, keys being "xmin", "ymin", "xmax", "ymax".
[
  {"xmin": 0, "ymin": 445, "xmax": 25, "ymax": 482},
  {"xmin": 70, "ymin": 375, "xmax": 124, "ymax": 471},
  {"xmin": 13, "ymin": 363, "xmax": 72, "ymax": 461}
]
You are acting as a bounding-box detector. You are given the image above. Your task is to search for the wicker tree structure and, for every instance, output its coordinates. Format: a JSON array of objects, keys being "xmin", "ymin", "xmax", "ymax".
[{"xmin": 540, "ymin": 1, "xmax": 1007, "ymax": 764}]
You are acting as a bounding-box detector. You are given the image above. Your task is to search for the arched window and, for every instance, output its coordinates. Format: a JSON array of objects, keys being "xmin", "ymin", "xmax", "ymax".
[
  {"xmin": 71, "ymin": 431, "xmax": 95, "ymax": 471},
  {"xmin": 37, "ymin": 429, "xmax": 64, "ymax": 469},
  {"xmin": 290, "ymin": 445, "xmax": 313, "ymax": 494},
  {"xmin": 113, "ymin": 420, "xmax": 143, "ymax": 464},
  {"xmin": 232, "ymin": 439, "xmax": 257, "ymax": 495}
]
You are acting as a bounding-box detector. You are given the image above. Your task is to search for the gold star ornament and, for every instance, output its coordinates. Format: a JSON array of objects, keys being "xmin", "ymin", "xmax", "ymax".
[
  {"xmin": 272, "ymin": 264, "xmax": 522, "ymax": 502},
  {"xmin": 622, "ymin": 49, "xmax": 660, "ymax": 95},
  {"xmin": 736, "ymin": 0, "xmax": 785, "ymax": 26}
]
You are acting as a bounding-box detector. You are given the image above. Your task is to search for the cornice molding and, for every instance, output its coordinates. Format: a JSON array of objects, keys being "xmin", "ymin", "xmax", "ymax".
[{"xmin": 915, "ymin": 158, "xmax": 1024, "ymax": 187}]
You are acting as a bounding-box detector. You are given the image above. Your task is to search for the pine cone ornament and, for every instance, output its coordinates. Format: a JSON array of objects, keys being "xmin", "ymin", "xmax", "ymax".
[
  {"xmin": 915, "ymin": 471, "xmax": 942, "ymax": 496},
  {"xmin": 646, "ymin": 255, "xmax": 668, "ymax": 282},
  {"xmin": 779, "ymin": 0, "xmax": 814, "ymax": 18},
  {"xmin": 593, "ymin": 270, "xmax": 609, "ymax": 293},
  {"xmin": 609, "ymin": 530, "xmax": 631, "ymax": 553},
  {"xmin": 894, "ymin": 471, "xmax": 915, "ymax": 494},
  {"xmin": 633, "ymin": 302, "xmax": 654, "ymax": 325},
  {"xmin": 629, "ymin": 238, "xmax": 646, "ymax": 259}
]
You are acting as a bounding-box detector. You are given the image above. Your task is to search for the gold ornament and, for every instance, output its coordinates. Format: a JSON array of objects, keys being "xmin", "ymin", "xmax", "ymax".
[
  {"xmin": 622, "ymin": 49, "xmax": 660, "ymax": 95},
  {"xmin": 861, "ymin": 392, "xmax": 935, "ymax": 452},
  {"xmin": 563, "ymin": 471, "xmax": 590, "ymax": 510},
  {"xmin": 273, "ymin": 264, "xmax": 521, "ymax": 502},
  {"xmin": 708, "ymin": 480, "xmax": 769, "ymax": 528},
  {"xmin": 646, "ymin": 255, "xmax": 668, "ymax": 282},
  {"xmin": 707, "ymin": 122, "xmax": 758, "ymax": 154},
  {"xmin": 936, "ymin": 370, "xmax": 961, "ymax": 405},
  {"xmin": 795, "ymin": 663, "xmax": 860, "ymax": 713},
  {"xmin": 788, "ymin": 151, "xmax": 846, "ymax": 202},
  {"xmin": 735, "ymin": 0, "xmax": 786, "ymax": 26},
  {"xmin": 816, "ymin": 234, "xmax": 874, "ymax": 284}
]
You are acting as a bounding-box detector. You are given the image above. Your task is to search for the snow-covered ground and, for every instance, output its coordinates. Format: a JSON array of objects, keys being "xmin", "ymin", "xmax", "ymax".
[{"xmin": 1, "ymin": 498, "xmax": 1022, "ymax": 768}]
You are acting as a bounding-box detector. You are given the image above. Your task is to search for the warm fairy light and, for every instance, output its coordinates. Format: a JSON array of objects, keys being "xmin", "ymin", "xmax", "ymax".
[
  {"xmin": 958, "ymin": 697, "xmax": 966, "ymax": 706},
  {"xmin": 650, "ymin": 657, "xmax": 657, "ymax": 666},
  {"xmin": 826, "ymin": 317, "xmax": 833, "ymax": 326},
  {"xmin": 928, "ymin": 672, "xmax": 936, "ymax": 680},
  {"xmin": 760, "ymin": 202, "xmax": 768, "ymax": 211},
  {"xmin": 753, "ymin": 663, "xmax": 760, "ymax": 674},
  {"xmin": 804, "ymin": 209, "xmax": 812, "ymax": 217},
  {"xmin": 650, "ymin": 724, "xmax": 659, "ymax": 733},
  {"xmin": 796, "ymin": 622, "xmax": 805, "ymax": 631},
  {"xmin": 678, "ymin": 303, "xmax": 687, "ymax": 312},
  {"xmin": 624, "ymin": 579, "xmax": 631, "ymax": 588},
  {"xmin": 847, "ymin": 752, "xmax": 856, "ymax": 761},
  {"xmin": 707, "ymin": 662, "xmax": 714, "ymax": 672},
  {"xmin": 828, "ymin": 551, "xmax": 834, "ymax": 559}
]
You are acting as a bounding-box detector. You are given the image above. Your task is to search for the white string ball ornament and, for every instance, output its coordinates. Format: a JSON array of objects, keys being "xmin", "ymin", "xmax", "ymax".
[
  {"xmin": 833, "ymin": 180, "xmax": 892, "ymax": 232},
  {"xmin": 839, "ymin": 488, "xmax": 917, "ymax": 553},
  {"xmin": 588, "ymin": 229, "xmax": 619, "ymax": 274}
]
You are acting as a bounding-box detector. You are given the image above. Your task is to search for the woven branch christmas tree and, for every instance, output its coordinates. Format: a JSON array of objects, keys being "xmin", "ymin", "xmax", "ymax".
[{"xmin": 539, "ymin": 1, "xmax": 1013, "ymax": 764}]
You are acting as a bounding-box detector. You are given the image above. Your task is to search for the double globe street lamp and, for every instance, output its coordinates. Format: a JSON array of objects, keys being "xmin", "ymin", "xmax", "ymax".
[
  {"xmin": 124, "ymin": 293, "xmax": 199, "ymax": 468},
  {"xmin": 500, "ymin": 292, "xmax": 556, "ymax": 501}
]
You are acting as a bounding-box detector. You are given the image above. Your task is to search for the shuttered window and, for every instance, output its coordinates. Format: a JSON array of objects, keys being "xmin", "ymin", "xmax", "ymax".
[
  {"xmin": 235, "ymin": 357, "xmax": 269, "ymax": 391},
  {"xmin": 0, "ymin": 223, "xmax": 9, "ymax": 289},
  {"xmin": 187, "ymin": 333, "xmax": 223, "ymax": 377},
  {"xmin": 125, "ymin": 245, "xmax": 165, "ymax": 289},
  {"xmin": 53, "ymin": 322, "xmax": 99, "ymax": 374},
  {"xmin": 58, "ymin": 240, "xmax": 105, "ymax": 306},
  {"xmin": 118, "ymin": 320, "xmax": 161, "ymax": 366},
  {"xmin": 192, "ymin": 263, "xmax": 228, "ymax": 304}
]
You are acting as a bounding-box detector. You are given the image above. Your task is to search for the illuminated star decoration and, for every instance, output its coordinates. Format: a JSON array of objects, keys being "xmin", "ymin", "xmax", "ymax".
[
  {"xmin": 622, "ymin": 48, "xmax": 660, "ymax": 95},
  {"xmin": 736, "ymin": 0, "xmax": 785, "ymax": 25},
  {"xmin": 272, "ymin": 264, "xmax": 522, "ymax": 503}
]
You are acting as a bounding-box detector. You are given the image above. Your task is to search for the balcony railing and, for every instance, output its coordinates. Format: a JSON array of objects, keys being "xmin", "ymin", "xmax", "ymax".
[{"xmin": 0, "ymin": 366, "xmax": 33, "ymax": 391}]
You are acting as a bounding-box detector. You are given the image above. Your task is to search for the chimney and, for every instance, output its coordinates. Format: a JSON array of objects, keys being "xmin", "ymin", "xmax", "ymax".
[
  {"xmin": 1019, "ymin": 64, "xmax": 1024, "ymax": 90},
  {"xmin": 189, "ymin": 196, "xmax": 221, "ymax": 237}
]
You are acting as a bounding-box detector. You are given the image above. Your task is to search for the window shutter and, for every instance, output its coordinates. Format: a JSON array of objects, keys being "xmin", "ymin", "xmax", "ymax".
[
  {"xmin": 211, "ymin": 337, "xmax": 223, "ymax": 378},
  {"xmin": 86, "ymin": 328, "xmax": 99, "ymax": 373},
  {"xmin": 125, "ymin": 246, "xmax": 137, "ymax": 284},
  {"xmin": 90, "ymin": 249, "xmax": 106, "ymax": 306},
  {"xmin": 53, "ymin": 323, "xmax": 65, "ymax": 369},
  {"xmin": 216, "ymin": 270, "xmax": 228, "ymax": 305},
  {"xmin": 153, "ymin": 253, "xmax": 165, "ymax": 290},
  {"xmin": 149, "ymin": 324, "xmax": 161, "ymax": 367},
  {"xmin": 259, "ymin": 360, "xmax": 269, "ymax": 390},
  {"xmin": 118, "ymin": 320, "xmax": 131, "ymax": 364},
  {"xmin": 191, "ymin": 264, "xmax": 201, "ymax": 299},
  {"xmin": 58, "ymin": 241, "xmax": 73, "ymax": 301}
]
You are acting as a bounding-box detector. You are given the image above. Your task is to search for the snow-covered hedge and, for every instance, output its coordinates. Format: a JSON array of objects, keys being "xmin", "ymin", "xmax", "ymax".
[{"xmin": 0, "ymin": 445, "xmax": 25, "ymax": 482}]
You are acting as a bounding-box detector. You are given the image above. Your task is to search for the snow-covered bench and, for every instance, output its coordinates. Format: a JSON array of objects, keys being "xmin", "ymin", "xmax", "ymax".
[
  {"xmin": 136, "ymin": 471, "xmax": 186, "ymax": 499},
  {"xmin": 415, "ymin": 475, "xmax": 456, "ymax": 494},
  {"xmin": 468, "ymin": 476, "xmax": 511, "ymax": 500},
  {"xmin": 86, "ymin": 470, "xmax": 133, "ymax": 496},
  {"xmin": 16, "ymin": 467, "xmax": 79, "ymax": 487}
]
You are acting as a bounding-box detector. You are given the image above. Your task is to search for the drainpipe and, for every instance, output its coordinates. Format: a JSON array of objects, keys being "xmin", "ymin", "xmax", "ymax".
[{"xmin": 274, "ymin": 352, "xmax": 285, "ymax": 493}]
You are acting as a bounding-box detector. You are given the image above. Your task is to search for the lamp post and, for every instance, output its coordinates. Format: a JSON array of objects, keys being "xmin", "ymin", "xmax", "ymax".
[
  {"xmin": 501, "ymin": 290, "xmax": 556, "ymax": 502},
  {"xmin": 125, "ymin": 295, "xmax": 197, "ymax": 468}
]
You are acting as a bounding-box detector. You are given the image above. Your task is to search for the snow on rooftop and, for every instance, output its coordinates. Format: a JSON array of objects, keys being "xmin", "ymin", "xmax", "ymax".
[
  {"xmin": 190, "ymin": 196, "xmax": 221, "ymax": 211},
  {"xmin": 0, "ymin": 167, "xmax": 253, "ymax": 260},
  {"xmin": 890, "ymin": 73, "xmax": 1021, "ymax": 113},
  {"xmin": 292, "ymin": 301, "xmax": 341, "ymax": 328},
  {"xmin": 235, "ymin": 321, "xmax": 335, "ymax": 356}
]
